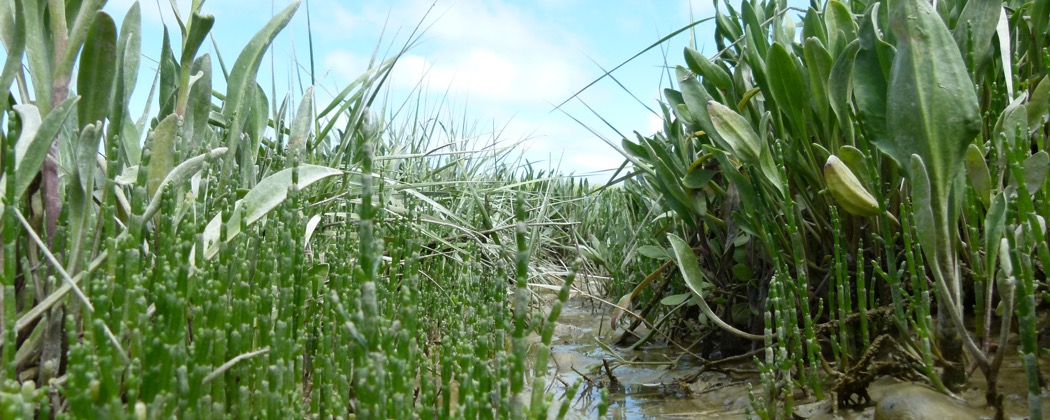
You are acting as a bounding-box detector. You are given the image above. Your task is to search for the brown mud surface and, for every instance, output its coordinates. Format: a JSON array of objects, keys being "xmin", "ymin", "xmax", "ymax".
[{"xmin": 529, "ymin": 296, "xmax": 1050, "ymax": 419}]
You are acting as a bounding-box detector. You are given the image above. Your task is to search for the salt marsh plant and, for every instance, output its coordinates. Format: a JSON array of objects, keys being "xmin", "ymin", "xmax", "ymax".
[
  {"xmin": 608, "ymin": 0, "xmax": 1048, "ymax": 417},
  {"xmin": 0, "ymin": 0, "xmax": 609, "ymax": 417}
]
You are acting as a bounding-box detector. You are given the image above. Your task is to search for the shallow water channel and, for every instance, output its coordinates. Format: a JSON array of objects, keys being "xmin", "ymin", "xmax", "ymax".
[
  {"xmin": 529, "ymin": 296, "xmax": 758, "ymax": 418},
  {"xmin": 529, "ymin": 295, "xmax": 1050, "ymax": 419}
]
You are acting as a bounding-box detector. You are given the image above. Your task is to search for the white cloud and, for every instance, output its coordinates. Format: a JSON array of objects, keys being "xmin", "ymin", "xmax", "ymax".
[
  {"xmin": 322, "ymin": 49, "xmax": 366, "ymax": 82},
  {"xmin": 335, "ymin": 0, "xmax": 588, "ymax": 105}
]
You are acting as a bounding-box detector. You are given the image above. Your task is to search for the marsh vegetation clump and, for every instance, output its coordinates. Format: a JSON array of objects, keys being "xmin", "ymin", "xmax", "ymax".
[{"xmin": 0, "ymin": 0, "xmax": 1048, "ymax": 419}]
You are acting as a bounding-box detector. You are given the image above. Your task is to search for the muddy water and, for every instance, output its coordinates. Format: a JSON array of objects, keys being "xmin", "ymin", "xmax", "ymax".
[
  {"xmin": 530, "ymin": 297, "xmax": 759, "ymax": 418},
  {"xmin": 531, "ymin": 296, "xmax": 1050, "ymax": 419}
]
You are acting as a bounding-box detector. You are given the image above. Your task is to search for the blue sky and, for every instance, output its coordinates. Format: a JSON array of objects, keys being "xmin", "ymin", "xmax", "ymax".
[{"xmin": 100, "ymin": 0, "xmax": 746, "ymax": 179}]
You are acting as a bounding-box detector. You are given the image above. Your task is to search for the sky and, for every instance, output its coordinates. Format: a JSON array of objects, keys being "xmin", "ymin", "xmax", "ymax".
[{"xmin": 98, "ymin": 0, "xmax": 752, "ymax": 180}]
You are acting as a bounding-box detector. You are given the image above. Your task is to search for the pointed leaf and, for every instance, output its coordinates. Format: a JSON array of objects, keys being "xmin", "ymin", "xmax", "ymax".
[
  {"xmin": 146, "ymin": 114, "xmax": 179, "ymax": 198},
  {"xmin": 288, "ymin": 86, "xmax": 314, "ymax": 152},
  {"xmin": 909, "ymin": 155, "xmax": 939, "ymax": 269},
  {"xmin": 803, "ymin": 37, "xmax": 833, "ymax": 124},
  {"xmin": 2, "ymin": 98, "xmax": 79, "ymax": 202},
  {"xmin": 1028, "ymin": 76, "xmax": 1050, "ymax": 129},
  {"xmin": 886, "ymin": 0, "xmax": 981, "ymax": 200},
  {"xmin": 952, "ymin": 0, "xmax": 1002, "ymax": 73},
  {"xmin": 684, "ymin": 47, "xmax": 732, "ymax": 92},
  {"xmin": 668, "ymin": 233, "xmax": 762, "ymax": 340},
  {"xmin": 1010, "ymin": 151, "xmax": 1050, "ymax": 196},
  {"xmin": 765, "ymin": 43, "xmax": 809, "ymax": 129},
  {"xmin": 185, "ymin": 55, "xmax": 213, "ymax": 148},
  {"xmin": 637, "ymin": 245, "xmax": 669, "ymax": 260},
  {"xmin": 683, "ymin": 168, "xmax": 716, "ymax": 189},
  {"xmin": 201, "ymin": 164, "xmax": 341, "ymax": 259},
  {"xmin": 0, "ymin": 0, "xmax": 25, "ymax": 109},
  {"xmin": 76, "ymin": 11, "xmax": 117, "ymax": 132},
  {"xmin": 609, "ymin": 294, "xmax": 632, "ymax": 329},
  {"xmin": 660, "ymin": 293, "xmax": 691, "ymax": 306},
  {"xmin": 141, "ymin": 147, "xmax": 227, "ymax": 222},
  {"xmin": 993, "ymin": 94, "xmax": 1029, "ymax": 154},
  {"xmin": 984, "ymin": 192, "xmax": 1007, "ymax": 277},
  {"xmin": 828, "ymin": 40, "xmax": 861, "ymax": 142},
  {"xmin": 676, "ymin": 66, "xmax": 727, "ymax": 151},
  {"xmin": 825, "ymin": 0, "xmax": 858, "ymax": 55},
  {"xmin": 222, "ymin": 0, "xmax": 300, "ymax": 158},
  {"xmin": 180, "ymin": 12, "xmax": 214, "ymax": 66},
  {"xmin": 707, "ymin": 100, "xmax": 762, "ymax": 163},
  {"xmin": 802, "ymin": 7, "xmax": 828, "ymax": 47},
  {"xmin": 965, "ymin": 144, "xmax": 991, "ymax": 207}
]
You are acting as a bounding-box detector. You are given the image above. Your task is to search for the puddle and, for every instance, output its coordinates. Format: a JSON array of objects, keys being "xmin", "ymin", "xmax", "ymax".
[
  {"xmin": 530, "ymin": 295, "xmax": 1050, "ymax": 419},
  {"xmin": 530, "ymin": 296, "xmax": 758, "ymax": 419}
]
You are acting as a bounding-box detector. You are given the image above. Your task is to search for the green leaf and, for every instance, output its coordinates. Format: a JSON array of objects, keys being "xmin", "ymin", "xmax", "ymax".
[
  {"xmin": 116, "ymin": 3, "xmax": 141, "ymax": 107},
  {"xmin": 706, "ymin": 100, "xmax": 785, "ymax": 197},
  {"xmin": 0, "ymin": 0, "xmax": 25, "ymax": 111},
  {"xmin": 308, "ymin": 263, "xmax": 330, "ymax": 280},
  {"xmin": 247, "ymin": 82, "xmax": 269, "ymax": 160},
  {"xmin": 200, "ymin": 164, "xmax": 341, "ymax": 260},
  {"xmin": 993, "ymin": 94, "xmax": 1029, "ymax": 154},
  {"xmin": 838, "ymin": 145, "xmax": 872, "ymax": 190},
  {"xmin": 107, "ymin": 2, "xmax": 141, "ymax": 169},
  {"xmin": 22, "ymin": 0, "xmax": 53, "ymax": 111},
  {"xmin": 637, "ymin": 245, "xmax": 669, "ymax": 260},
  {"xmin": 951, "ymin": 0, "xmax": 1002, "ymax": 73},
  {"xmin": 146, "ymin": 114, "xmax": 179, "ymax": 198},
  {"xmin": 185, "ymin": 55, "xmax": 213, "ymax": 149},
  {"xmin": 802, "ymin": 7, "xmax": 828, "ymax": 47},
  {"xmin": 75, "ymin": 121, "xmax": 102, "ymax": 193},
  {"xmin": 740, "ymin": 2, "xmax": 767, "ymax": 59},
  {"xmin": 76, "ymin": 11, "xmax": 117, "ymax": 132},
  {"xmin": 141, "ymin": 147, "xmax": 227, "ymax": 223},
  {"xmin": 828, "ymin": 40, "xmax": 861, "ymax": 142},
  {"xmin": 983, "ymin": 192, "xmax": 1007, "ymax": 278},
  {"xmin": 622, "ymin": 138, "xmax": 649, "ymax": 161},
  {"xmin": 660, "ymin": 293, "xmax": 691, "ymax": 306},
  {"xmin": 69, "ymin": 124, "xmax": 99, "ymax": 237},
  {"xmin": 1010, "ymin": 151, "xmax": 1050, "ymax": 196},
  {"xmin": 732, "ymin": 263, "xmax": 753, "ymax": 282},
  {"xmin": 288, "ymin": 86, "xmax": 315, "ymax": 152},
  {"xmin": 222, "ymin": 0, "xmax": 300, "ymax": 162},
  {"xmin": 774, "ymin": 12, "xmax": 795, "ymax": 48},
  {"xmin": 707, "ymin": 100, "xmax": 762, "ymax": 163},
  {"xmin": 1027, "ymin": 76, "xmax": 1050, "ymax": 129},
  {"xmin": 731, "ymin": 302, "xmax": 751, "ymax": 325},
  {"xmin": 965, "ymin": 144, "xmax": 991, "ymax": 208},
  {"xmin": 684, "ymin": 47, "xmax": 732, "ymax": 92},
  {"xmin": 825, "ymin": 0, "xmax": 858, "ymax": 56},
  {"xmin": 667, "ymin": 234, "xmax": 710, "ymax": 302},
  {"xmin": 683, "ymin": 168, "xmax": 715, "ymax": 189},
  {"xmin": 180, "ymin": 12, "xmax": 214, "ymax": 66},
  {"xmin": 909, "ymin": 156, "xmax": 939, "ymax": 275},
  {"xmin": 158, "ymin": 27, "xmax": 179, "ymax": 117},
  {"xmin": 853, "ymin": 9, "xmax": 891, "ymax": 151},
  {"xmin": 803, "ymin": 37, "xmax": 833, "ymax": 125},
  {"xmin": 668, "ymin": 233, "xmax": 762, "ymax": 340},
  {"xmin": 1, "ymin": 98, "xmax": 79, "ymax": 203},
  {"xmin": 886, "ymin": 0, "xmax": 981, "ymax": 202},
  {"xmin": 766, "ymin": 43, "xmax": 809, "ymax": 131},
  {"xmin": 676, "ymin": 67, "xmax": 726, "ymax": 151}
]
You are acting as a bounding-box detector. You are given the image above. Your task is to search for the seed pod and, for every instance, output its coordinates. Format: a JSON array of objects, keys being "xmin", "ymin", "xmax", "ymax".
[{"xmin": 824, "ymin": 155, "xmax": 881, "ymax": 217}]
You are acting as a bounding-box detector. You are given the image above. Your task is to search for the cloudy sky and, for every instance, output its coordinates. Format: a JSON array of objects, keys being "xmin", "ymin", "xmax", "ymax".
[{"xmin": 104, "ymin": 0, "xmax": 733, "ymax": 180}]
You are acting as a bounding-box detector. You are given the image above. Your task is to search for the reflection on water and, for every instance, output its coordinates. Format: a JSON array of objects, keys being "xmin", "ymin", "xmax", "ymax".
[
  {"xmin": 530, "ymin": 297, "xmax": 755, "ymax": 419},
  {"xmin": 528, "ymin": 296, "xmax": 1050, "ymax": 419}
]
